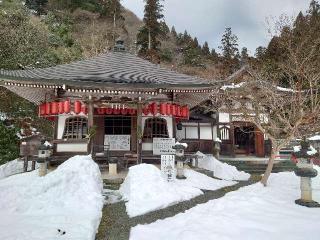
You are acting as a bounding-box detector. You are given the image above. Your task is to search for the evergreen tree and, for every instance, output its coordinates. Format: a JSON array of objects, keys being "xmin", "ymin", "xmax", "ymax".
[
  {"xmin": 193, "ymin": 37, "xmax": 199, "ymax": 48},
  {"xmin": 219, "ymin": 27, "xmax": 239, "ymax": 59},
  {"xmin": 25, "ymin": 0, "xmax": 48, "ymax": 15},
  {"xmin": 255, "ymin": 46, "xmax": 266, "ymax": 60},
  {"xmin": 137, "ymin": 0, "xmax": 164, "ymax": 58},
  {"xmin": 171, "ymin": 26, "xmax": 177, "ymax": 38},
  {"xmin": 202, "ymin": 41, "xmax": 210, "ymax": 55},
  {"xmin": 308, "ymin": 0, "xmax": 320, "ymax": 16},
  {"xmin": 0, "ymin": 121, "xmax": 19, "ymax": 165},
  {"xmin": 240, "ymin": 47, "xmax": 249, "ymax": 63},
  {"xmin": 101, "ymin": 0, "xmax": 123, "ymax": 19}
]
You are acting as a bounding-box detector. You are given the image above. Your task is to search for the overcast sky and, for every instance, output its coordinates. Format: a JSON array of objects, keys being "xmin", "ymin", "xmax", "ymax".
[{"xmin": 122, "ymin": 0, "xmax": 311, "ymax": 55}]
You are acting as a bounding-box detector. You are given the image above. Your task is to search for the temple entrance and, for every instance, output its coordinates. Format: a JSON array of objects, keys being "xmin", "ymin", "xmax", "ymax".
[{"xmin": 234, "ymin": 126, "xmax": 255, "ymax": 155}]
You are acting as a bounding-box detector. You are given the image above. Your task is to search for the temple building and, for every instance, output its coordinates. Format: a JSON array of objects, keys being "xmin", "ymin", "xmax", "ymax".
[{"xmin": 0, "ymin": 42, "xmax": 218, "ymax": 163}]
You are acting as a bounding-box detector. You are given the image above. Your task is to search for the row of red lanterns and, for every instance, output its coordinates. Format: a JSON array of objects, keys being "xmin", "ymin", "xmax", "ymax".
[
  {"xmin": 143, "ymin": 103, "xmax": 189, "ymax": 119},
  {"xmin": 39, "ymin": 101, "xmax": 189, "ymax": 119},
  {"xmin": 39, "ymin": 100, "xmax": 87, "ymax": 116}
]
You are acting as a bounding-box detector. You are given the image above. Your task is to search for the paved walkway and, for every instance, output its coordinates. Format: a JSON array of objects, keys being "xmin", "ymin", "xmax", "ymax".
[{"xmin": 96, "ymin": 177, "xmax": 259, "ymax": 240}]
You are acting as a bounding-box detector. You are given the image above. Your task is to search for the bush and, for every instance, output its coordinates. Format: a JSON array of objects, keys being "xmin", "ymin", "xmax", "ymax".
[{"xmin": 0, "ymin": 122, "xmax": 19, "ymax": 165}]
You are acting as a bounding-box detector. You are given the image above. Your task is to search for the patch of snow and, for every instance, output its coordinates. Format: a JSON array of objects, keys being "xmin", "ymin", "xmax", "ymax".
[
  {"xmin": 183, "ymin": 169, "xmax": 237, "ymax": 191},
  {"xmin": 309, "ymin": 135, "xmax": 320, "ymax": 141},
  {"xmin": 214, "ymin": 137, "xmax": 222, "ymax": 143},
  {"xmin": 196, "ymin": 152, "xmax": 250, "ymax": 181},
  {"xmin": 175, "ymin": 142, "xmax": 188, "ymax": 148},
  {"xmin": 293, "ymin": 145, "xmax": 317, "ymax": 155},
  {"xmin": 120, "ymin": 164, "xmax": 203, "ymax": 217},
  {"xmin": 44, "ymin": 141, "xmax": 52, "ymax": 147},
  {"xmin": 0, "ymin": 159, "xmax": 38, "ymax": 180},
  {"xmin": 0, "ymin": 155, "xmax": 104, "ymax": 240},
  {"xmin": 130, "ymin": 172, "xmax": 320, "ymax": 240},
  {"xmin": 221, "ymin": 82, "xmax": 245, "ymax": 90},
  {"xmin": 103, "ymin": 189, "xmax": 123, "ymax": 205}
]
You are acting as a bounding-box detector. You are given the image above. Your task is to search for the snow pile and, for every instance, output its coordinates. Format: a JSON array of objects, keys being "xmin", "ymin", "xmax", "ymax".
[
  {"xmin": 0, "ymin": 155, "xmax": 104, "ymax": 240},
  {"xmin": 309, "ymin": 135, "xmax": 320, "ymax": 141},
  {"xmin": 196, "ymin": 152, "xmax": 250, "ymax": 181},
  {"xmin": 183, "ymin": 169, "xmax": 236, "ymax": 191},
  {"xmin": 0, "ymin": 159, "xmax": 38, "ymax": 180},
  {"xmin": 120, "ymin": 164, "xmax": 203, "ymax": 217},
  {"xmin": 131, "ymin": 172, "xmax": 320, "ymax": 240},
  {"xmin": 120, "ymin": 164, "xmax": 238, "ymax": 217}
]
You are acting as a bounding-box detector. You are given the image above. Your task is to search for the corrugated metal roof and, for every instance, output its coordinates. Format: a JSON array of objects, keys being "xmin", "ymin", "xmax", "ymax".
[{"xmin": 0, "ymin": 51, "xmax": 214, "ymax": 88}]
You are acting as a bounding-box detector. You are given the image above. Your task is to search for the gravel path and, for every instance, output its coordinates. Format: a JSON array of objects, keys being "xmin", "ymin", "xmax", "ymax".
[{"xmin": 96, "ymin": 177, "xmax": 259, "ymax": 240}]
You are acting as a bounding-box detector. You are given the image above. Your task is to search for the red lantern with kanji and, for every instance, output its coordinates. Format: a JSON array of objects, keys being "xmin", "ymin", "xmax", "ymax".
[
  {"xmin": 160, "ymin": 103, "xmax": 167, "ymax": 115},
  {"xmin": 176, "ymin": 105, "xmax": 182, "ymax": 117},
  {"xmin": 45, "ymin": 102, "xmax": 51, "ymax": 115},
  {"xmin": 64, "ymin": 100, "xmax": 70, "ymax": 113},
  {"xmin": 181, "ymin": 106, "xmax": 189, "ymax": 118},
  {"xmin": 51, "ymin": 102, "xmax": 58, "ymax": 115},
  {"xmin": 74, "ymin": 100, "xmax": 81, "ymax": 114},
  {"xmin": 39, "ymin": 104, "xmax": 46, "ymax": 116},
  {"xmin": 58, "ymin": 102, "xmax": 64, "ymax": 114}
]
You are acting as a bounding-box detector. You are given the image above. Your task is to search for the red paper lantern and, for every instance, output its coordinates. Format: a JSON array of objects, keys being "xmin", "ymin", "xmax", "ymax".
[
  {"xmin": 166, "ymin": 103, "xmax": 172, "ymax": 115},
  {"xmin": 181, "ymin": 106, "xmax": 188, "ymax": 118},
  {"xmin": 121, "ymin": 108, "xmax": 128, "ymax": 115},
  {"xmin": 105, "ymin": 108, "xmax": 113, "ymax": 115},
  {"xmin": 45, "ymin": 102, "xmax": 51, "ymax": 115},
  {"xmin": 176, "ymin": 105, "xmax": 182, "ymax": 117},
  {"xmin": 81, "ymin": 105, "xmax": 87, "ymax": 114},
  {"xmin": 128, "ymin": 109, "xmax": 136, "ymax": 115},
  {"xmin": 58, "ymin": 102, "xmax": 64, "ymax": 114},
  {"xmin": 160, "ymin": 103, "xmax": 167, "ymax": 115},
  {"xmin": 150, "ymin": 103, "xmax": 158, "ymax": 115},
  {"xmin": 64, "ymin": 100, "xmax": 70, "ymax": 113},
  {"xmin": 113, "ymin": 108, "xmax": 121, "ymax": 115},
  {"xmin": 39, "ymin": 104, "xmax": 46, "ymax": 116},
  {"xmin": 143, "ymin": 107, "xmax": 150, "ymax": 115},
  {"xmin": 171, "ymin": 104, "xmax": 177, "ymax": 116},
  {"xmin": 97, "ymin": 108, "xmax": 105, "ymax": 115},
  {"xmin": 51, "ymin": 102, "xmax": 58, "ymax": 115},
  {"xmin": 74, "ymin": 101, "xmax": 81, "ymax": 114}
]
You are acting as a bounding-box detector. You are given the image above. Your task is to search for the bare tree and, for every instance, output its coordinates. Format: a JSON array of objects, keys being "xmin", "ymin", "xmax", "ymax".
[{"xmin": 212, "ymin": 14, "xmax": 320, "ymax": 186}]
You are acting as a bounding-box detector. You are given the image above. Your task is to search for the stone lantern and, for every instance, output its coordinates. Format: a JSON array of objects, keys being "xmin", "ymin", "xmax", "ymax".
[
  {"xmin": 213, "ymin": 138, "xmax": 222, "ymax": 159},
  {"xmin": 292, "ymin": 138, "xmax": 320, "ymax": 208},
  {"xmin": 172, "ymin": 142, "xmax": 187, "ymax": 179},
  {"xmin": 37, "ymin": 139, "xmax": 52, "ymax": 177}
]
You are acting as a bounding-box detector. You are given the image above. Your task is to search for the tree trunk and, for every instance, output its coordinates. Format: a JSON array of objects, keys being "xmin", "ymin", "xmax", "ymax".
[{"xmin": 261, "ymin": 147, "xmax": 279, "ymax": 186}]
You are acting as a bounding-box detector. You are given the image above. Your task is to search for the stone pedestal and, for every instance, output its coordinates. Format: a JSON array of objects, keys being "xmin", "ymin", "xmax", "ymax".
[
  {"xmin": 176, "ymin": 160, "xmax": 186, "ymax": 179},
  {"xmin": 109, "ymin": 163, "xmax": 118, "ymax": 176},
  {"xmin": 38, "ymin": 162, "xmax": 47, "ymax": 177}
]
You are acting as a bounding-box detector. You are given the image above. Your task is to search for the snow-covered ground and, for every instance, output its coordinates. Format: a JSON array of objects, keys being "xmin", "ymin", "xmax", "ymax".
[
  {"xmin": 0, "ymin": 159, "xmax": 38, "ymax": 180},
  {"xmin": 196, "ymin": 152, "xmax": 250, "ymax": 181},
  {"xmin": 120, "ymin": 164, "xmax": 237, "ymax": 217},
  {"xmin": 131, "ymin": 168, "xmax": 320, "ymax": 240},
  {"xmin": 0, "ymin": 155, "xmax": 104, "ymax": 240}
]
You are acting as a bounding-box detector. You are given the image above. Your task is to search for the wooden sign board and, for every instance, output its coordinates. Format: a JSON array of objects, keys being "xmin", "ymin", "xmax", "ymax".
[
  {"xmin": 104, "ymin": 135, "xmax": 130, "ymax": 151},
  {"xmin": 153, "ymin": 138, "xmax": 175, "ymax": 155}
]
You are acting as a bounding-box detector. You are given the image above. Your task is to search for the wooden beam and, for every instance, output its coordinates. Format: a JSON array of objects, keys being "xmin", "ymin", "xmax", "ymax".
[
  {"xmin": 136, "ymin": 99, "xmax": 143, "ymax": 164},
  {"xmin": 87, "ymin": 95, "xmax": 94, "ymax": 154}
]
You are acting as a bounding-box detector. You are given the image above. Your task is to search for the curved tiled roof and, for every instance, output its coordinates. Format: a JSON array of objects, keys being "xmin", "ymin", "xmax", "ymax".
[{"xmin": 0, "ymin": 51, "xmax": 213, "ymax": 89}]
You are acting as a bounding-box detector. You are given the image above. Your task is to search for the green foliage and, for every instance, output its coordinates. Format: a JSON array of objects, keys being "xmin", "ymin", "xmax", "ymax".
[
  {"xmin": 219, "ymin": 27, "xmax": 239, "ymax": 60},
  {"xmin": 25, "ymin": 0, "xmax": 48, "ymax": 15},
  {"xmin": 0, "ymin": 121, "xmax": 19, "ymax": 165},
  {"xmin": 183, "ymin": 47, "xmax": 203, "ymax": 67},
  {"xmin": 160, "ymin": 48, "xmax": 173, "ymax": 62},
  {"xmin": 202, "ymin": 41, "xmax": 210, "ymax": 55},
  {"xmin": 137, "ymin": 0, "xmax": 165, "ymax": 57}
]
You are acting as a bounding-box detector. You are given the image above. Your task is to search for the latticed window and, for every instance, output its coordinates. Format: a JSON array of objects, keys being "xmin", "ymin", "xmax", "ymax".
[
  {"xmin": 143, "ymin": 118, "xmax": 169, "ymax": 139},
  {"xmin": 63, "ymin": 117, "xmax": 88, "ymax": 139}
]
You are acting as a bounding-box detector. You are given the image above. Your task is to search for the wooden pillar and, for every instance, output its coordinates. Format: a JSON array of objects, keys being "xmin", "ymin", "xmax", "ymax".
[
  {"xmin": 87, "ymin": 96, "xmax": 94, "ymax": 155},
  {"xmin": 136, "ymin": 100, "xmax": 142, "ymax": 164}
]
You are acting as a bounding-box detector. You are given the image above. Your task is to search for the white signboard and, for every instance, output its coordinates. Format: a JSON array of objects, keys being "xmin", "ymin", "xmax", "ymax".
[
  {"xmin": 104, "ymin": 135, "xmax": 130, "ymax": 151},
  {"xmin": 153, "ymin": 138, "xmax": 175, "ymax": 155},
  {"xmin": 161, "ymin": 155, "xmax": 176, "ymax": 181}
]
